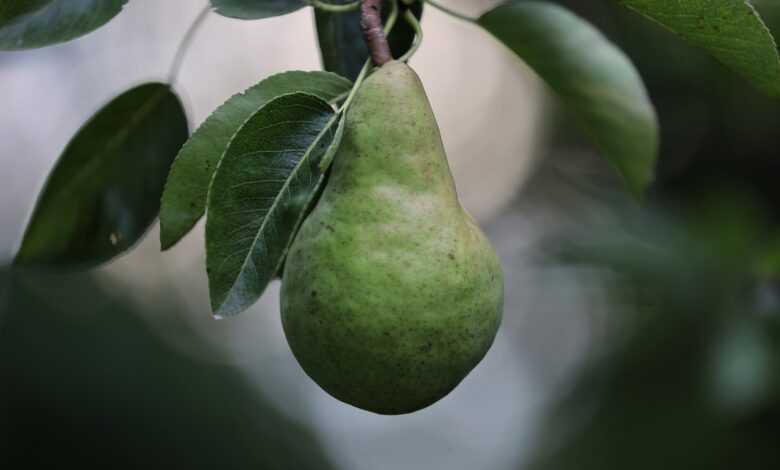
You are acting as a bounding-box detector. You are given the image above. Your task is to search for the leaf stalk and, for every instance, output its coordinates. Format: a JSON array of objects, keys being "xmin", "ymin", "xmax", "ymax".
[
  {"xmin": 398, "ymin": 8, "xmax": 422, "ymax": 62},
  {"xmin": 168, "ymin": 5, "xmax": 211, "ymax": 86}
]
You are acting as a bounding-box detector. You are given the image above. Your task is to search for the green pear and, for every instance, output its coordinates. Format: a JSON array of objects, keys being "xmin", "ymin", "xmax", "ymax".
[{"xmin": 280, "ymin": 61, "xmax": 504, "ymax": 415}]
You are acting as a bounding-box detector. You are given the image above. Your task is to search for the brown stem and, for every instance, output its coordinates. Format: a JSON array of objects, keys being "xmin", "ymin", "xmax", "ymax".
[{"xmin": 361, "ymin": 0, "xmax": 392, "ymax": 66}]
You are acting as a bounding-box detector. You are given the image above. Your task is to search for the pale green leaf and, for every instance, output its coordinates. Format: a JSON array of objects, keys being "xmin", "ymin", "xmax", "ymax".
[{"xmin": 479, "ymin": 1, "xmax": 659, "ymax": 197}]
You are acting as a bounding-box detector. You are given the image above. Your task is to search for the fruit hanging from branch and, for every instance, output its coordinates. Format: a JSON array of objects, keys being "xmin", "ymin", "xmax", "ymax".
[{"xmin": 281, "ymin": 60, "xmax": 504, "ymax": 414}]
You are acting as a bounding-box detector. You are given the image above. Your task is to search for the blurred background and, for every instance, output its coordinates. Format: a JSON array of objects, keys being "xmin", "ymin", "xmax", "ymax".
[{"xmin": 2, "ymin": 0, "xmax": 780, "ymax": 468}]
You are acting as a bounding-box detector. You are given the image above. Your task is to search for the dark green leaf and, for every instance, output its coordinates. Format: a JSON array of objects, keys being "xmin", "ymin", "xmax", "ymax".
[
  {"xmin": 160, "ymin": 71, "xmax": 351, "ymax": 250},
  {"xmin": 206, "ymin": 93, "xmax": 339, "ymax": 317},
  {"xmin": 210, "ymin": 0, "xmax": 307, "ymax": 20},
  {"xmin": 315, "ymin": 0, "xmax": 422, "ymax": 80},
  {"xmin": 15, "ymin": 83, "xmax": 188, "ymax": 268},
  {"xmin": 0, "ymin": 0, "xmax": 52, "ymax": 27},
  {"xmin": 616, "ymin": 0, "xmax": 780, "ymax": 98},
  {"xmin": 315, "ymin": 5, "xmax": 364, "ymax": 81},
  {"xmin": 0, "ymin": 0, "xmax": 127, "ymax": 50},
  {"xmin": 479, "ymin": 1, "xmax": 658, "ymax": 197}
]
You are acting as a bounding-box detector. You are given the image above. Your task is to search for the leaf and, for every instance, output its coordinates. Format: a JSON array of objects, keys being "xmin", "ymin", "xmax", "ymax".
[
  {"xmin": 314, "ymin": 5, "xmax": 364, "ymax": 81},
  {"xmin": 479, "ymin": 1, "xmax": 658, "ymax": 197},
  {"xmin": 160, "ymin": 71, "xmax": 351, "ymax": 250},
  {"xmin": 315, "ymin": 0, "xmax": 423, "ymax": 80},
  {"xmin": 205, "ymin": 93, "xmax": 339, "ymax": 317},
  {"xmin": 616, "ymin": 0, "xmax": 780, "ymax": 98},
  {"xmin": 0, "ymin": 0, "xmax": 52, "ymax": 27},
  {"xmin": 0, "ymin": 0, "xmax": 127, "ymax": 50},
  {"xmin": 210, "ymin": 0, "xmax": 307, "ymax": 20},
  {"xmin": 15, "ymin": 83, "xmax": 189, "ymax": 268}
]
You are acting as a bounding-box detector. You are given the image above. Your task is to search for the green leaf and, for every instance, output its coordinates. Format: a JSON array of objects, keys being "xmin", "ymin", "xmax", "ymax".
[
  {"xmin": 0, "ymin": 0, "xmax": 127, "ymax": 50},
  {"xmin": 0, "ymin": 0, "xmax": 52, "ymax": 27},
  {"xmin": 210, "ymin": 0, "xmax": 307, "ymax": 19},
  {"xmin": 160, "ymin": 71, "xmax": 351, "ymax": 250},
  {"xmin": 479, "ymin": 1, "xmax": 658, "ymax": 197},
  {"xmin": 205, "ymin": 93, "xmax": 339, "ymax": 317},
  {"xmin": 15, "ymin": 83, "xmax": 189, "ymax": 268},
  {"xmin": 616, "ymin": 0, "xmax": 780, "ymax": 98},
  {"xmin": 315, "ymin": 0, "xmax": 423, "ymax": 80}
]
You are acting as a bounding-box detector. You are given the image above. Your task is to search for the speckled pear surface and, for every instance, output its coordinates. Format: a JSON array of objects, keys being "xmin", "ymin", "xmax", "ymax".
[{"xmin": 280, "ymin": 61, "xmax": 504, "ymax": 415}]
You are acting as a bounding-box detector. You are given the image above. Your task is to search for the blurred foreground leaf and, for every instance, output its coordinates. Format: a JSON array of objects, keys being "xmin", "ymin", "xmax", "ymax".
[
  {"xmin": 0, "ymin": 269, "xmax": 337, "ymax": 469},
  {"xmin": 533, "ymin": 195, "xmax": 780, "ymax": 470}
]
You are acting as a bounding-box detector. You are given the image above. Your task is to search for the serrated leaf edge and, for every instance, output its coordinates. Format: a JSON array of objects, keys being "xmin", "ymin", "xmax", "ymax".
[
  {"xmin": 160, "ymin": 70, "xmax": 352, "ymax": 250},
  {"xmin": 205, "ymin": 92, "xmax": 340, "ymax": 317}
]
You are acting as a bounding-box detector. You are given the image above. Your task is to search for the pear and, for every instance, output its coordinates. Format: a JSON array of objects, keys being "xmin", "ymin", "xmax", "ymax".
[{"xmin": 280, "ymin": 61, "xmax": 504, "ymax": 415}]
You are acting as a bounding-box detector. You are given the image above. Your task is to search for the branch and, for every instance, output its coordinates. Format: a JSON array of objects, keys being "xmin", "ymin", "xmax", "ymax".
[{"xmin": 361, "ymin": 0, "xmax": 393, "ymax": 66}]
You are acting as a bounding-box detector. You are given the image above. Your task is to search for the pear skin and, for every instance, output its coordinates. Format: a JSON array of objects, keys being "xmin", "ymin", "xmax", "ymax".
[{"xmin": 280, "ymin": 61, "xmax": 504, "ymax": 415}]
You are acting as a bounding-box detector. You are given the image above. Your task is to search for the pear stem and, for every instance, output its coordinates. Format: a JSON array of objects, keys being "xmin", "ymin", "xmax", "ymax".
[{"xmin": 361, "ymin": 0, "xmax": 393, "ymax": 66}]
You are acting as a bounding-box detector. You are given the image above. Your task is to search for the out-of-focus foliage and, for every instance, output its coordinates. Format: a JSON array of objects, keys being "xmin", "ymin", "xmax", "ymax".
[
  {"xmin": 479, "ymin": 1, "xmax": 658, "ymax": 198},
  {"xmin": 508, "ymin": 3, "xmax": 780, "ymax": 468},
  {"xmin": 616, "ymin": 0, "xmax": 780, "ymax": 98},
  {"xmin": 552, "ymin": 0, "xmax": 780, "ymax": 213},
  {"xmin": 0, "ymin": 268, "xmax": 337, "ymax": 470},
  {"xmin": 529, "ymin": 193, "xmax": 780, "ymax": 470}
]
